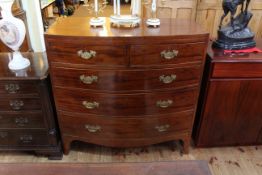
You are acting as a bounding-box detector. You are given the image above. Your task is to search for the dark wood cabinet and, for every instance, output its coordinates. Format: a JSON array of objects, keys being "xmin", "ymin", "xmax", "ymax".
[
  {"xmin": 45, "ymin": 17, "xmax": 209, "ymax": 154},
  {"xmin": 193, "ymin": 40, "xmax": 262, "ymax": 147},
  {"xmin": 0, "ymin": 52, "xmax": 62, "ymax": 159}
]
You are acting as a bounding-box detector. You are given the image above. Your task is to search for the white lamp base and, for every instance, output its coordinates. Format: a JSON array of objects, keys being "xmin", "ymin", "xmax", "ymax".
[
  {"xmin": 146, "ymin": 18, "xmax": 160, "ymax": 27},
  {"xmin": 90, "ymin": 17, "xmax": 105, "ymax": 27},
  {"xmin": 8, "ymin": 51, "xmax": 30, "ymax": 71},
  {"xmin": 110, "ymin": 15, "xmax": 140, "ymax": 28}
]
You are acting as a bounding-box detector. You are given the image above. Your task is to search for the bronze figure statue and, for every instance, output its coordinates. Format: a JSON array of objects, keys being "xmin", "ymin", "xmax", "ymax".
[
  {"xmin": 213, "ymin": 0, "xmax": 255, "ymax": 50},
  {"xmin": 219, "ymin": 0, "xmax": 250, "ymax": 30}
]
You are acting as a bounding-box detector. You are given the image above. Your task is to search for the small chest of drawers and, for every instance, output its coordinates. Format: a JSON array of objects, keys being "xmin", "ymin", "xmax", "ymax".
[
  {"xmin": 45, "ymin": 17, "xmax": 209, "ymax": 154},
  {"xmin": 0, "ymin": 53, "xmax": 62, "ymax": 159},
  {"xmin": 193, "ymin": 41, "xmax": 262, "ymax": 147}
]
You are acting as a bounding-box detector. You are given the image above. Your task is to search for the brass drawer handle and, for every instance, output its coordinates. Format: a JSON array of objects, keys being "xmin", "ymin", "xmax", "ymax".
[
  {"xmin": 80, "ymin": 75, "xmax": 98, "ymax": 84},
  {"xmin": 155, "ymin": 124, "xmax": 170, "ymax": 132},
  {"xmin": 15, "ymin": 117, "xmax": 29, "ymax": 127},
  {"xmin": 0, "ymin": 132, "xmax": 8, "ymax": 138},
  {"xmin": 20, "ymin": 135, "xmax": 33, "ymax": 143},
  {"xmin": 156, "ymin": 100, "xmax": 173, "ymax": 108},
  {"xmin": 5, "ymin": 83, "xmax": 20, "ymax": 93},
  {"xmin": 82, "ymin": 101, "xmax": 99, "ymax": 109},
  {"xmin": 159, "ymin": 74, "xmax": 176, "ymax": 84},
  {"xmin": 161, "ymin": 50, "xmax": 179, "ymax": 60},
  {"xmin": 85, "ymin": 124, "xmax": 101, "ymax": 133},
  {"xmin": 77, "ymin": 50, "xmax": 96, "ymax": 60},
  {"xmin": 10, "ymin": 100, "xmax": 24, "ymax": 110}
]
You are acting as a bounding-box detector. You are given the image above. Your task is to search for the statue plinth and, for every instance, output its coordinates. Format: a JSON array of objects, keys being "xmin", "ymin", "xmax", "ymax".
[{"xmin": 213, "ymin": 28, "xmax": 256, "ymax": 50}]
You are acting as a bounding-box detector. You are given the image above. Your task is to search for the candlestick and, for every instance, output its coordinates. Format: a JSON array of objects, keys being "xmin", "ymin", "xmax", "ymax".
[
  {"xmin": 114, "ymin": 0, "xmax": 117, "ymax": 15},
  {"xmin": 117, "ymin": 0, "xmax": 120, "ymax": 15},
  {"xmin": 95, "ymin": 0, "xmax": 98, "ymax": 13},
  {"xmin": 89, "ymin": 0, "xmax": 106, "ymax": 27},
  {"xmin": 131, "ymin": 0, "xmax": 139, "ymax": 16},
  {"xmin": 152, "ymin": 0, "xmax": 156, "ymax": 13},
  {"xmin": 146, "ymin": 0, "xmax": 160, "ymax": 27}
]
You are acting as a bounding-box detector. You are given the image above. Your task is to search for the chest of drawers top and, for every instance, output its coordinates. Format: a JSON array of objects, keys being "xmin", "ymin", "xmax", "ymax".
[
  {"xmin": 45, "ymin": 18, "xmax": 208, "ymax": 41},
  {"xmin": 0, "ymin": 53, "xmax": 48, "ymax": 81}
]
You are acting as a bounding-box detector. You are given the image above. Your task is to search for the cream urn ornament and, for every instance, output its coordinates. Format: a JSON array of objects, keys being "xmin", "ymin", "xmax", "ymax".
[{"xmin": 0, "ymin": 0, "xmax": 30, "ymax": 70}]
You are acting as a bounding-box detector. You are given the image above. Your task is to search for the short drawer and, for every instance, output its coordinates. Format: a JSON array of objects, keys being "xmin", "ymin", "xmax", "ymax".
[
  {"xmin": 130, "ymin": 43, "xmax": 206, "ymax": 66},
  {"xmin": 0, "ymin": 130, "xmax": 49, "ymax": 146},
  {"xmin": 212, "ymin": 62, "xmax": 262, "ymax": 78},
  {"xmin": 55, "ymin": 87, "xmax": 198, "ymax": 116},
  {"xmin": 47, "ymin": 42, "xmax": 128, "ymax": 66},
  {"xmin": 0, "ymin": 112, "xmax": 45, "ymax": 129},
  {"xmin": 59, "ymin": 110, "xmax": 193, "ymax": 139},
  {"xmin": 52, "ymin": 66, "xmax": 201, "ymax": 91},
  {"xmin": 0, "ymin": 98, "xmax": 41, "ymax": 111},
  {"xmin": 0, "ymin": 81, "xmax": 38, "ymax": 95}
]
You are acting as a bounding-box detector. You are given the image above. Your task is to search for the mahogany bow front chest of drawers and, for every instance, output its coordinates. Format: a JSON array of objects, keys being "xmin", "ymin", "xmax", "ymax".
[
  {"xmin": 45, "ymin": 17, "xmax": 209, "ymax": 154},
  {"xmin": 0, "ymin": 53, "xmax": 62, "ymax": 159}
]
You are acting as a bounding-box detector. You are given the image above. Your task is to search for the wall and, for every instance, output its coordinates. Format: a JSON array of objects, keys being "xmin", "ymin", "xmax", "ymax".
[
  {"xmin": 143, "ymin": 0, "xmax": 262, "ymax": 38},
  {"xmin": 21, "ymin": 0, "xmax": 262, "ymax": 45},
  {"xmin": 196, "ymin": 0, "xmax": 262, "ymax": 38}
]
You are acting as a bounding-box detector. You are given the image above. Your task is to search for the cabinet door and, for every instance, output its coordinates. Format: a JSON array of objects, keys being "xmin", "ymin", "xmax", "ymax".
[
  {"xmin": 143, "ymin": 0, "xmax": 196, "ymax": 19},
  {"xmin": 197, "ymin": 80, "xmax": 262, "ymax": 146}
]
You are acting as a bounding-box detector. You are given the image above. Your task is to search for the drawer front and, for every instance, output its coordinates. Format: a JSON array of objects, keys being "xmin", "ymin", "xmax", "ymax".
[
  {"xmin": 0, "ymin": 98, "xmax": 41, "ymax": 111},
  {"xmin": 0, "ymin": 81, "xmax": 38, "ymax": 95},
  {"xmin": 130, "ymin": 43, "xmax": 206, "ymax": 66},
  {"xmin": 55, "ymin": 88, "xmax": 198, "ymax": 116},
  {"xmin": 52, "ymin": 66, "xmax": 201, "ymax": 91},
  {"xmin": 59, "ymin": 111, "xmax": 193, "ymax": 139},
  {"xmin": 212, "ymin": 63, "xmax": 262, "ymax": 78},
  {"xmin": 0, "ymin": 130, "xmax": 49, "ymax": 146},
  {"xmin": 0, "ymin": 112, "xmax": 45, "ymax": 129},
  {"xmin": 47, "ymin": 43, "xmax": 128, "ymax": 66}
]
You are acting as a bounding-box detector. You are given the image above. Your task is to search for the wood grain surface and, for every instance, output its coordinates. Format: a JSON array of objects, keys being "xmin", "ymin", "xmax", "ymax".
[
  {"xmin": 0, "ymin": 52, "xmax": 62, "ymax": 159},
  {"xmin": 45, "ymin": 17, "xmax": 209, "ymax": 154},
  {"xmin": 193, "ymin": 40, "xmax": 262, "ymax": 147}
]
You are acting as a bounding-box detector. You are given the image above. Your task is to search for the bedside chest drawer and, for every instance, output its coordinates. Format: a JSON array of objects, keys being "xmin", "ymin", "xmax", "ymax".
[
  {"xmin": 0, "ymin": 98, "xmax": 41, "ymax": 111},
  {"xmin": 55, "ymin": 88, "xmax": 198, "ymax": 116},
  {"xmin": 212, "ymin": 63, "xmax": 262, "ymax": 78},
  {"xmin": 47, "ymin": 43, "xmax": 128, "ymax": 66},
  {"xmin": 0, "ymin": 52, "xmax": 62, "ymax": 159},
  {"xmin": 0, "ymin": 130, "xmax": 49, "ymax": 146},
  {"xmin": 0, "ymin": 112, "xmax": 45, "ymax": 129},
  {"xmin": 52, "ymin": 66, "xmax": 201, "ymax": 91},
  {"xmin": 130, "ymin": 43, "xmax": 206, "ymax": 66},
  {"xmin": 0, "ymin": 81, "xmax": 38, "ymax": 95},
  {"xmin": 60, "ymin": 111, "xmax": 193, "ymax": 139}
]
